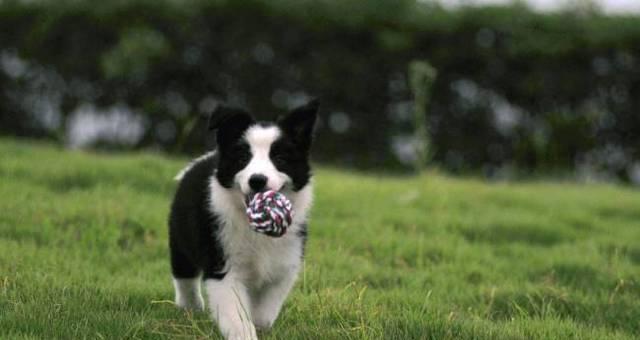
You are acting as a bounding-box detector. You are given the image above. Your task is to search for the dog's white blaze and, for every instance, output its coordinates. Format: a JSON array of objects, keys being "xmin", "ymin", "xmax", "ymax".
[{"xmin": 235, "ymin": 125, "xmax": 291, "ymax": 194}]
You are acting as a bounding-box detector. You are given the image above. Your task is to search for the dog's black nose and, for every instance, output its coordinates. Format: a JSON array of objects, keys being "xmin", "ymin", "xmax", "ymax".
[{"xmin": 248, "ymin": 174, "xmax": 268, "ymax": 192}]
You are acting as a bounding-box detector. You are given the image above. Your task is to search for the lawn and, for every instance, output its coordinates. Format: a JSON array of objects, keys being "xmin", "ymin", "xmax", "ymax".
[{"xmin": 1, "ymin": 138, "xmax": 639, "ymax": 339}]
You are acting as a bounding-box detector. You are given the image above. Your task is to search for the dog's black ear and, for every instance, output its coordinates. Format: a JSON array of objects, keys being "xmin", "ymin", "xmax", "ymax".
[
  {"xmin": 279, "ymin": 99, "xmax": 319, "ymax": 150},
  {"xmin": 208, "ymin": 105, "xmax": 252, "ymax": 130},
  {"xmin": 209, "ymin": 105, "xmax": 255, "ymax": 147}
]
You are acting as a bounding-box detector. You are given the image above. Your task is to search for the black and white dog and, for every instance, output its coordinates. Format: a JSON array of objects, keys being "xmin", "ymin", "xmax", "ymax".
[{"xmin": 168, "ymin": 100, "xmax": 318, "ymax": 339}]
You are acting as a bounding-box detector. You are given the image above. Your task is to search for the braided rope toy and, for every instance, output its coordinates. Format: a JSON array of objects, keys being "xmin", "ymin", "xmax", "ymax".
[{"xmin": 246, "ymin": 190, "xmax": 293, "ymax": 237}]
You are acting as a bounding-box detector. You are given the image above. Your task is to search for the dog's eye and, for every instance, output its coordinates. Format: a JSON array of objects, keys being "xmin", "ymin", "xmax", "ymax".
[
  {"xmin": 231, "ymin": 145, "xmax": 251, "ymax": 163},
  {"xmin": 240, "ymin": 151, "xmax": 252, "ymax": 163},
  {"xmin": 272, "ymin": 154, "xmax": 287, "ymax": 166}
]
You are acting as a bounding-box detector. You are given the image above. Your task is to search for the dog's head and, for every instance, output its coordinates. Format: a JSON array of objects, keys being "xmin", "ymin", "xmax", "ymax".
[{"xmin": 210, "ymin": 100, "xmax": 318, "ymax": 204}]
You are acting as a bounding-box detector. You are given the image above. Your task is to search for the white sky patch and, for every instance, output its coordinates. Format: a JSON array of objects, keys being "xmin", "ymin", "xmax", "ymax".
[{"xmin": 430, "ymin": 0, "xmax": 640, "ymax": 14}]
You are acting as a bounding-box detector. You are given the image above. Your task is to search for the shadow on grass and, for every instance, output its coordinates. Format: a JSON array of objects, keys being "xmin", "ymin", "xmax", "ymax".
[
  {"xmin": 117, "ymin": 219, "xmax": 158, "ymax": 251},
  {"xmin": 600, "ymin": 244, "xmax": 640, "ymax": 265},
  {"xmin": 533, "ymin": 264, "xmax": 613, "ymax": 294},
  {"xmin": 42, "ymin": 172, "xmax": 174, "ymax": 196},
  {"xmin": 597, "ymin": 207, "xmax": 640, "ymax": 224},
  {"xmin": 2, "ymin": 159, "xmax": 176, "ymax": 196},
  {"xmin": 458, "ymin": 222, "xmax": 570, "ymax": 247}
]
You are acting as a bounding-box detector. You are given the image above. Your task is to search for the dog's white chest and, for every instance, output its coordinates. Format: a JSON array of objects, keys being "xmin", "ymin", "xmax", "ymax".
[
  {"xmin": 207, "ymin": 176, "xmax": 312, "ymax": 288},
  {"xmin": 221, "ymin": 221, "xmax": 303, "ymax": 287}
]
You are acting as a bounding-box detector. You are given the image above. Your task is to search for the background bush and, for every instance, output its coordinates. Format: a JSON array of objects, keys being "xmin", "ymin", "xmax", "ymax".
[{"xmin": 1, "ymin": 0, "xmax": 639, "ymax": 181}]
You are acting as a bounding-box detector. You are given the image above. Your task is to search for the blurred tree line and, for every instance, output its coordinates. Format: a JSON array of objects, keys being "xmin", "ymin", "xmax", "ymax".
[{"xmin": 1, "ymin": 0, "xmax": 639, "ymax": 182}]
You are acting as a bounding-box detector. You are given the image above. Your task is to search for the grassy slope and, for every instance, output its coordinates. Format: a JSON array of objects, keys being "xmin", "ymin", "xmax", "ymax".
[{"xmin": 0, "ymin": 138, "xmax": 639, "ymax": 340}]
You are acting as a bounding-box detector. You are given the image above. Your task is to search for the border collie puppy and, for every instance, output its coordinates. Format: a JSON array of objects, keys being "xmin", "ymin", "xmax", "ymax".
[{"xmin": 169, "ymin": 100, "xmax": 318, "ymax": 340}]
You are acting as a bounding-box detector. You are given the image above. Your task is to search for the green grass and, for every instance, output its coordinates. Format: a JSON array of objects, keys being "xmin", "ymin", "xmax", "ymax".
[{"xmin": 1, "ymin": 138, "xmax": 639, "ymax": 340}]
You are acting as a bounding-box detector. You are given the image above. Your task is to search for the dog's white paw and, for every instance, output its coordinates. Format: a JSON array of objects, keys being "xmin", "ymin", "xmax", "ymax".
[
  {"xmin": 252, "ymin": 315, "xmax": 275, "ymax": 331},
  {"xmin": 224, "ymin": 325, "xmax": 258, "ymax": 340},
  {"xmin": 175, "ymin": 296, "xmax": 204, "ymax": 311}
]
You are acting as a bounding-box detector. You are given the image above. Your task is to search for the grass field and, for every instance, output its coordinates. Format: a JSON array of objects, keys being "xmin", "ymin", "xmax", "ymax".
[{"xmin": 1, "ymin": 138, "xmax": 639, "ymax": 339}]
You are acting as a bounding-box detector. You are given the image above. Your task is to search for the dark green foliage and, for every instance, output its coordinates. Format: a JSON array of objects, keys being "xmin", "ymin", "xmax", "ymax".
[{"xmin": 1, "ymin": 1, "xmax": 639, "ymax": 177}]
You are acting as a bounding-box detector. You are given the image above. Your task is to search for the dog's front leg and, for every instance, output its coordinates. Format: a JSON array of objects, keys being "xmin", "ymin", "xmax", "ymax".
[
  {"xmin": 252, "ymin": 266, "xmax": 300, "ymax": 330},
  {"xmin": 205, "ymin": 277, "xmax": 257, "ymax": 340}
]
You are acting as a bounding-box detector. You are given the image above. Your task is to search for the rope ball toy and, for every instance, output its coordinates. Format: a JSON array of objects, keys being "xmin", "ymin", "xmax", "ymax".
[{"xmin": 246, "ymin": 190, "xmax": 294, "ymax": 237}]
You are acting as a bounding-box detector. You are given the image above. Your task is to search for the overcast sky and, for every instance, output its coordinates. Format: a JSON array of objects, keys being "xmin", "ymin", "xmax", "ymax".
[{"xmin": 435, "ymin": 0, "xmax": 640, "ymax": 14}]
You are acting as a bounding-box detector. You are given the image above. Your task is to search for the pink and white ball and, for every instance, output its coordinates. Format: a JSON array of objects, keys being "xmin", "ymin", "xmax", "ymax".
[{"xmin": 245, "ymin": 190, "xmax": 294, "ymax": 237}]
